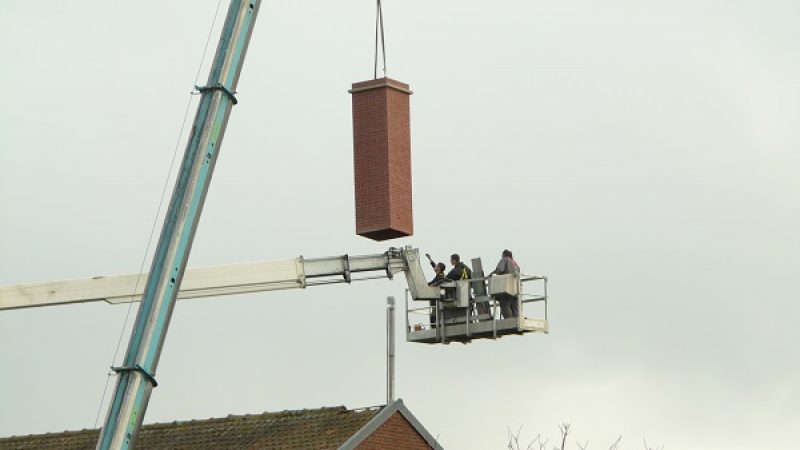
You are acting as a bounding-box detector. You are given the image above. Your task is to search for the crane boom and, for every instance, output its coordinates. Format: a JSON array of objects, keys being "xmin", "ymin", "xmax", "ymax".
[
  {"xmin": 92, "ymin": 2, "xmax": 262, "ymax": 448},
  {"xmin": 0, "ymin": 249, "xmax": 417, "ymax": 311}
]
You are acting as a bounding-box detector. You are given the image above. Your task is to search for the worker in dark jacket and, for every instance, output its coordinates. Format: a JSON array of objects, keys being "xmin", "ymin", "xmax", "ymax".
[
  {"xmin": 446, "ymin": 253, "xmax": 472, "ymax": 281},
  {"xmin": 429, "ymin": 253, "xmax": 479, "ymax": 324},
  {"xmin": 425, "ymin": 254, "xmax": 448, "ymax": 286},
  {"xmin": 490, "ymin": 249, "xmax": 520, "ymax": 318},
  {"xmin": 424, "ymin": 254, "xmax": 448, "ymax": 328},
  {"xmin": 446, "ymin": 254, "xmax": 476, "ymax": 320}
]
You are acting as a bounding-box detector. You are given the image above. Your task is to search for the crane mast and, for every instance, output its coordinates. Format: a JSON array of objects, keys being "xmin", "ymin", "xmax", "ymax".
[{"xmin": 95, "ymin": 2, "xmax": 261, "ymax": 448}]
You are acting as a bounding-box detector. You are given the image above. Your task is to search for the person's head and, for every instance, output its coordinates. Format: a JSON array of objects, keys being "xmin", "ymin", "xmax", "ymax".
[
  {"xmin": 435, "ymin": 262, "xmax": 446, "ymax": 273},
  {"xmin": 450, "ymin": 254, "xmax": 460, "ymax": 266},
  {"xmin": 502, "ymin": 249, "xmax": 513, "ymax": 259}
]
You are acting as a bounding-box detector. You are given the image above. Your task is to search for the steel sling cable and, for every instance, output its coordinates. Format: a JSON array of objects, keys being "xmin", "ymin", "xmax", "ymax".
[{"xmin": 374, "ymin": 0, "xmax": 387, "ymax": 79}]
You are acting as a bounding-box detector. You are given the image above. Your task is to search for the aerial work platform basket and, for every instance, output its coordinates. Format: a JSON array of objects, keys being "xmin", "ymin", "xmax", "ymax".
[{"xmin": 404, "ymin": 271, "xmax": 549, "ymax": 344}]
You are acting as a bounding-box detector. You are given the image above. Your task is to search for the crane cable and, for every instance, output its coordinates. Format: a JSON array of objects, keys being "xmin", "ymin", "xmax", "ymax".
[
  {"xmin": 93, "ymin": 0, "xmax": 226, "ymax": 428},
  {"xmin": 373, "ymin": 0, "xmax": 387, "ymax": 79}
]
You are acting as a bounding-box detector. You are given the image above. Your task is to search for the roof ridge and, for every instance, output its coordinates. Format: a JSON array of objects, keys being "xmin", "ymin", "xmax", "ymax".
[
  {"xmin": 139, "ymin": 404, "xmax": 379, "ymax": 428},
  {"xmin": 0, "ymin": 404, "xmax": 387, "ymax": 441},
  {"xmin": 0, "ymin": 427, "xmax": 98, "ymax": 440}
]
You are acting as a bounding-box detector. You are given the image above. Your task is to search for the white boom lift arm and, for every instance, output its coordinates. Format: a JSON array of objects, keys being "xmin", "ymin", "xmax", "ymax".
[
  {"xmin": 0, "ymin": 246, "xmax": 549, "ymax": 345},
  {"xmin": 0, "ymin": 247, "xmax": 439, "ymax": 311}
]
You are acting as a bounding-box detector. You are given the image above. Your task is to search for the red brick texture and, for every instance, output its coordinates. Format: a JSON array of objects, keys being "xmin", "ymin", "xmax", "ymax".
[
  {"xmin": 350, "ymin": 77, "xmax": 414, "ymax": 241},
  {"xmin": 356, "ymin": 411, "xmax": 434, "ymax": 450}
]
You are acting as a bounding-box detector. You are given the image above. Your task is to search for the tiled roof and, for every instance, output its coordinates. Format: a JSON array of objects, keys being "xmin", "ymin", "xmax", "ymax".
[{"xmin": 0, "ymin": 405, "xmax": 382, "ymax": 450}]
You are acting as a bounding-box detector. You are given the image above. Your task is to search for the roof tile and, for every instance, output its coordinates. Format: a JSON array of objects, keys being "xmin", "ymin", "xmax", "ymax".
[{"xmin": 0, "ymin": 405, "xmax": 382, "ymax": 450}]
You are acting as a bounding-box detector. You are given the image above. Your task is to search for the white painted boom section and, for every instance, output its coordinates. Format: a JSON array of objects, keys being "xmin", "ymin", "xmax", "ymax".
[
  {"xmin": 0, "ymin": 249, "xmax": 417, "ymax": 311},
  {"xmin": 0, "ymin": 259, "xmax": 303, "ymax": 310}
]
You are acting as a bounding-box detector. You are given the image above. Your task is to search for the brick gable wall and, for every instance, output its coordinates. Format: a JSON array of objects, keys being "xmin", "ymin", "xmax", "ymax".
[{"xmin": 356, "ymin": 412, "xmax": 432, "ymax": 450}]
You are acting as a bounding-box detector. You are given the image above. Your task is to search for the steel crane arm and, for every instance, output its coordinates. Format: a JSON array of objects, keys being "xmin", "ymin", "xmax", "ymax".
[{"xmin": 0, "ymin": 248, "xmax": 430, "ymax": 311}]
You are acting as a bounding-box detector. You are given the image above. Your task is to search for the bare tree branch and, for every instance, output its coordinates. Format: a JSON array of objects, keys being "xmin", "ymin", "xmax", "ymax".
[
  {"xmin": 525, "ymin": 433, "xmax": 542, "ymax": 450},
  {"xmin": 508, "ymin": 425, "xmax": 528, "ymax": 450},
  {"xmin": 558, "ymin": 423, "xmax": 571, "ymax": 450},
  {"xmin": 504, "ymin": 423, "xmax": 646, "ymax": 450}
]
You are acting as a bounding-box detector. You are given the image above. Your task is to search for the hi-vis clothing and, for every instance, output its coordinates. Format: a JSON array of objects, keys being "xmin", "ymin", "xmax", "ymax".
[{"xmin": 446, "ymin": 262, "xmax": 472, "ymax": 281}]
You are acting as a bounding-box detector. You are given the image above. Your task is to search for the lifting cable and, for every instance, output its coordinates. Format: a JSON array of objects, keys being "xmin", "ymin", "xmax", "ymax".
[
  {"xmin": 93, "ymin": 0, "xmax": 226, "ymax": 428},
  {"xmin": 373, "ymin": 0, "xmax": 387, "ymax": 79}
]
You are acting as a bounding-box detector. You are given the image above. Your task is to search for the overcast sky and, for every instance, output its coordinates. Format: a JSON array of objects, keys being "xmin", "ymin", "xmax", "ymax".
[{"xmin": 1, "ymin": 1, "xmax": 799, "ymax": 449}]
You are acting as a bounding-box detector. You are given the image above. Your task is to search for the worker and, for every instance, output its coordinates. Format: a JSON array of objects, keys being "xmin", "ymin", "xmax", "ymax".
[
  {"xmin": 424, "ymin": 254, "xmax": 448, "ymax": 286},
  {"xmin": 447, "ymin": 254, "xmax": 474, "ymax": 319},
  {"xmin": 424, "ymin": 254, "xmax": 448, "ymax": 328},
  {"xmin": 489, "ymin": 249, "xmax": 520, "ymax": 318},
  {"xmin": 430, "ymin": 263, "xmax": 447, "ymax": 286},
  {"xmin": 446, "ymin": 253, "xmax": 472, "ymax": 281}
]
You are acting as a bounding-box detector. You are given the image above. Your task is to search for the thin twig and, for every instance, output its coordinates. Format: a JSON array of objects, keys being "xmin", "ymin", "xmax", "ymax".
[
  {"xmin": 525, "ymin": 433, "xmax": 542, "ymax": 450},
  {"xmin": 559, "ymin": 424, "xmax": 571, "ymax": 450}
]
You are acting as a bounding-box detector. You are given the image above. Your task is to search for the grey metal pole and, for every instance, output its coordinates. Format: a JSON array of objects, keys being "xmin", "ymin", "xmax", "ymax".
[
  {"xmin": 96, "ymin": 2, "xmax": 260, "ymax": 449},
  {"xmin": 386, "ymin": 296, "xmax": 395, "ymax": 403}
]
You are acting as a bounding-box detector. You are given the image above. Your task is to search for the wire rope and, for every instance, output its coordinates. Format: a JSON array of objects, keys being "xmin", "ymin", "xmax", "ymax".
[{"xmin": 374, "ymin": 0, "xmax": 387, "ymax": 79}]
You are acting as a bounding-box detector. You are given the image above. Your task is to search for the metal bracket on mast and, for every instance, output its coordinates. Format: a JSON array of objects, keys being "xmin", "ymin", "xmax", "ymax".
[
  {"xmin": 111, "ymin": 365, "xmax": 158, "ymax": 388},
  {"xmin": 194, "ymin": 83, "xmax": 238, "ymax": 105}
]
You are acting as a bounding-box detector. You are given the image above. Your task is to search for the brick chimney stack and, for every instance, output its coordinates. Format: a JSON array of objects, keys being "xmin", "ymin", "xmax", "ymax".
[{"xmin": 349, "ymin": 77, "xmax": 413, "ymax": 241}]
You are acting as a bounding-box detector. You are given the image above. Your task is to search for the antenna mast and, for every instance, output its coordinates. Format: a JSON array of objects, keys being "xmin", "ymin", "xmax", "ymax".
[{"xmin": 387, "ymin": 296, "xmax": 396, "ymax": 403}]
